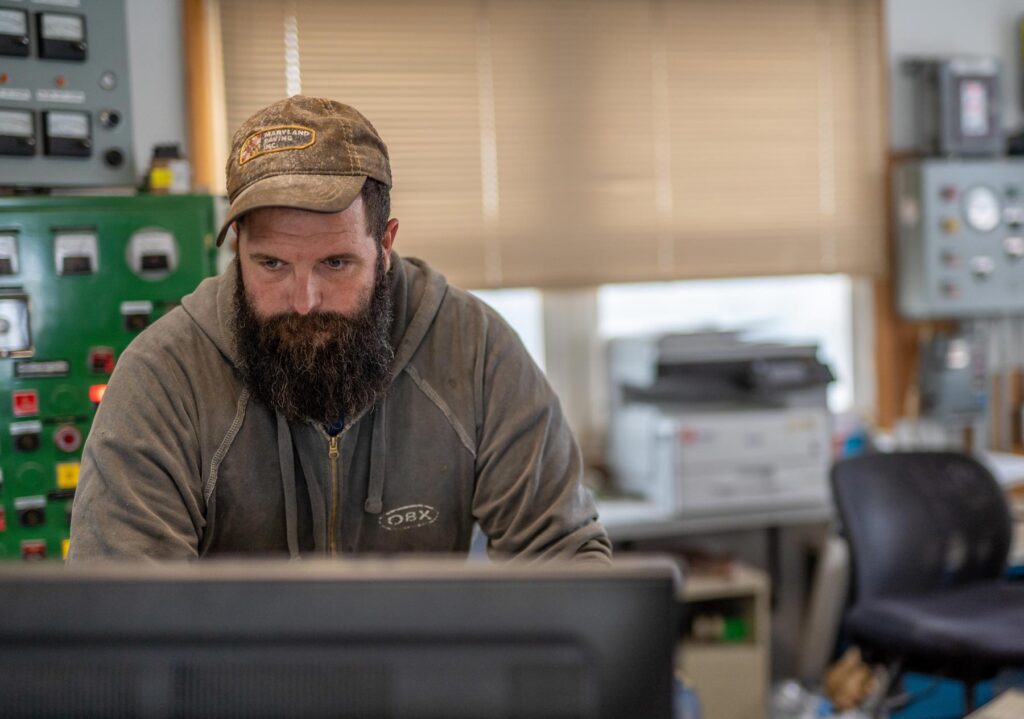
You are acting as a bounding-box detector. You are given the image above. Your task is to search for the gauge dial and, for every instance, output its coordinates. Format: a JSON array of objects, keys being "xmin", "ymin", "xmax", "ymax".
[{"xmin": 963, "ymin": 185, "xmax": 1001, "ymax": 232}]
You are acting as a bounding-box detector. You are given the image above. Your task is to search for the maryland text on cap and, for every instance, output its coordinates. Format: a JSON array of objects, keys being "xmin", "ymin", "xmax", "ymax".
[{"xmin": 217, "ymin": 96, "xmax": 392, "ymax": 245}]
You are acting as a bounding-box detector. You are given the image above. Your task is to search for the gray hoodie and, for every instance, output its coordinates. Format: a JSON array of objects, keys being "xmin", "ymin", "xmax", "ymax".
[{"xmin": 68, "ymin": 254, "xmax": 611, "ymax": 562}]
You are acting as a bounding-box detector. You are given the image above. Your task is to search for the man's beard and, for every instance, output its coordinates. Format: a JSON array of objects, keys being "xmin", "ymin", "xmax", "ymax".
[{"xmin": 231, "ymin": 253, "xmax": 395, "ymax": 425}]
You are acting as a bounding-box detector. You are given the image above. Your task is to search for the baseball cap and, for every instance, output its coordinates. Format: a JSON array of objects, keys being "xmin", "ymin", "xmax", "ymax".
[{"xmin": 217, "ymin": 95, "xmax": 392, "ymax": 245}]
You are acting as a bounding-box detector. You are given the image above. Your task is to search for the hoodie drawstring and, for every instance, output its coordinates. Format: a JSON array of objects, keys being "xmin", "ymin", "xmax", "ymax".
[
  {"xmin": 365, "ymin": 403, "xmax": 387, "ymax": 515},
  {"xmin": 275, "ymin": 411, "xmax": 300, "ymax": 559},
  {"xmin": 290, "ymin": 422, "xmax": 328, "ymax": 554}
]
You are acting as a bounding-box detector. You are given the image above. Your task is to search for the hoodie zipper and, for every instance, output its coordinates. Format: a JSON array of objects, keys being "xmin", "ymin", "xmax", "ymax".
[{"xmin": 327, "ymin": 435, "xmax": 340, "ymax": 555}]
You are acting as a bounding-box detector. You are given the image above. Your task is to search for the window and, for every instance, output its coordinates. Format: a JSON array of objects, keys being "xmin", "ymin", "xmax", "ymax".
[
  {"xmin": 469, "ymin": 287, "xmax": 546, "ymax": 372},
  {"xmin": 598, "ymin": 275, "xmax": 855, "ymax": 413},
  {"xmin": 215, "ymin": 0, "xmax": 886, "ymax": 289}
]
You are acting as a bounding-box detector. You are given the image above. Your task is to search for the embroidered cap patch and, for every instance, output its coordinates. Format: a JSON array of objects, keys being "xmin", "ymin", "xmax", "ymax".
[{"xmin": 238, "ymin": 125, "xmax": 316, "ymax": 165}]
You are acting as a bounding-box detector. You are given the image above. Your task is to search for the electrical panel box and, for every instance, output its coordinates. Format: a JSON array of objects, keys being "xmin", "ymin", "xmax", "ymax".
[
  {"xmin": 0, "ymin": 0, "xmax": 133, "ymax": 188},
  {"xmin": 896, "ymin": 158, "xmax": 1024, "ymax": 318},
  {"xmin": 918, "ymin": 331, "xmax": 987, "ymax": 421},
  {"xmin": 905, "ymin": 57, "xmax": 1004, "ymax": 157},
  {"xmin": 0, "ymin": 195, "xmax": 217, "ymax": 561}
]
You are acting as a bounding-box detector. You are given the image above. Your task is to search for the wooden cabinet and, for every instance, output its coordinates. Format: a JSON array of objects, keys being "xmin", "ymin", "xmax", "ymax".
[{"xmin": 678, "ymin": 563, "xmax": 771, "ymax": 719}]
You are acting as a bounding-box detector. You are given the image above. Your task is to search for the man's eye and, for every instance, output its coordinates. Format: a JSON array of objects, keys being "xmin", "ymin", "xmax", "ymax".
[
  {"xmin": 261, "ymin": 259, "xmax": 283, "ymax": 270},
  {"xmin": 324, "ymin": 258, "xmax": 346, "ymax": 269}
]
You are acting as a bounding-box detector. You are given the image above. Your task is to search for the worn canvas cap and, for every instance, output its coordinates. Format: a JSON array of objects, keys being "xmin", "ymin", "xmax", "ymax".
[{"xmin": 217, "ymin": 95, "xmax": 392, "ymax": 245}]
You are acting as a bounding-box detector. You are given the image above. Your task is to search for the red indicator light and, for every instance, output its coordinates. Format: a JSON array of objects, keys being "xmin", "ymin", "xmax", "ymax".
[
  {"xmin": 12, "ymin": 389, "xmax": 39, "ymax": 417},
  {"xmin": 0, "ymin": 73, "xmax": 8, "ymax": 84},
  {"xmin": 21, "ymin": 540, "xmax": 46, "ymax": 561},
  {"xmin": 679, "ymin": 428, "xmax": 698, "ymax": 444},
  {"xmin": 55, "ymin": 75, "xmax": 66, "ymax": 87},
  {"xmin": 89, "ymin": 384, "xmax": 107, "ymax": 405}
]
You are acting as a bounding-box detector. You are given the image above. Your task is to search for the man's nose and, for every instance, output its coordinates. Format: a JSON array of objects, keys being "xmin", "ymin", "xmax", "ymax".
[{"xmin": 291, "ymin": 270, "xmax": 322, "ymax": 315}]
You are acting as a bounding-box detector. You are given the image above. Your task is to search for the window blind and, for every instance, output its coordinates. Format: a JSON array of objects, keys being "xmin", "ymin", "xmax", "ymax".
[{"xmin": 217, "ymin": 0, "xmax": 885, "ymax": 288}]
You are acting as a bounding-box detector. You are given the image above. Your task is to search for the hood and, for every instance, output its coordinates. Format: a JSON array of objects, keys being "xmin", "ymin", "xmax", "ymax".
[{"xmin": 180, "ymin": 250, "xmax": 449, "ymax": 385}]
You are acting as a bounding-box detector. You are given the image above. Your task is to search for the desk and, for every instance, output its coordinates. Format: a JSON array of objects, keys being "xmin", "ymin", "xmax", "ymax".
[
  {"xmin": 599, "ymin": 499, "xmax": 833, "ymax": 542},
  {"xmin": 1011, "ymin": 504, "xmax": 1024, "ymax": 569},
  {"xmin": 599, "ymin": 497, "xmax": 832, "ymax": 680},
  {"xmin": 978, "ymin": 451, "xmax": 1024, "ymax": 567}
]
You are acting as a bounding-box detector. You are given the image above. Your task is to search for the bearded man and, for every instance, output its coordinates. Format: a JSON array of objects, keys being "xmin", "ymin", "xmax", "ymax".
[{"xmin": 68, "ymin": 96, "xmax": 611, "ymax": 562}]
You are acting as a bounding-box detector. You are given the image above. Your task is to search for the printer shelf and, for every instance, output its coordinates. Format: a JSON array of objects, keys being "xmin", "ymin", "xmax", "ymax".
[{"xmin": 678, "ymin": 562, "xmax": 771, "ymax": 719}]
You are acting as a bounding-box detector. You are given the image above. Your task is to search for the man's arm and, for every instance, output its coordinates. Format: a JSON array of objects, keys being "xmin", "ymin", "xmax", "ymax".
[
  {"xmin": 67, "ymin": 343, "xmax": 206, "ymax": 562},
  {"xmin": 471, "ymin": 309, "xmax": 612, "ymax": 563}
]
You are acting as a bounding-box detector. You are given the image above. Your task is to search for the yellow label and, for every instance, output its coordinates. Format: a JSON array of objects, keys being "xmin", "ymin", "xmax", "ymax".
[
  {"xmin": 56, "ymin": 462, "xmax": 80, "ymax": 489},
  {"xmin": 61, "ymin": 539, "xmax": 70, "ymax": 560},
  {"xmin": 150, "ymin": 166, "xmax": 173, "ymax": 189}
]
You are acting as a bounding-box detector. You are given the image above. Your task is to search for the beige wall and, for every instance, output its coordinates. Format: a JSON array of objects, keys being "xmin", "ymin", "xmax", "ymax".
[{"xmin": 126, "ymin": 0, "xmax": 188, "ymax": 180}]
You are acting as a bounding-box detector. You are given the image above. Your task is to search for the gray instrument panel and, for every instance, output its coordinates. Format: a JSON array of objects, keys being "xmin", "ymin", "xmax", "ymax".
[
  {"xmin": 896, "ymin": 158, "xmax": 1024, "ymax": 318},
  {"xmin": 0, "ymin": 0, "xmax": 133, "ymax": 188}
]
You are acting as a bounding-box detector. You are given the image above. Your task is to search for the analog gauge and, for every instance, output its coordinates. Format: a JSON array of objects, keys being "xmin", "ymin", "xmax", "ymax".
[
  {"xmin": 1005, "ymin": 236, "xmax": 1024, "ymax": 259},
  {"xmin": 963, "ymin": 185, "xmax": 1001, "ymax": 232}
]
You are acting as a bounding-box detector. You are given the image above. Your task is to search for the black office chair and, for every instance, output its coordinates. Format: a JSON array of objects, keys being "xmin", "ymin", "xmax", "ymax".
[{"xmin": 831, "ymin": 451, "xmax": 1024, "ymax": 714}]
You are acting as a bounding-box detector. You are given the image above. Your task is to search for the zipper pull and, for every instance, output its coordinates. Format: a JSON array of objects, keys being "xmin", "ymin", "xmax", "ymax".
[{"xmin": 328, "ymin": 435, "xmax": 339, "ymax": 460}]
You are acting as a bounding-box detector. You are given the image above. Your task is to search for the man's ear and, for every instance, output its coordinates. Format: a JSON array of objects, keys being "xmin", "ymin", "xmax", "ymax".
[
  {"xmin": 229, "ymin": 220, "xmax": 241, "ymax": 253},
  {"xmin": 381, "ymin": 218, "xmax": 399, "ymax": 272}
]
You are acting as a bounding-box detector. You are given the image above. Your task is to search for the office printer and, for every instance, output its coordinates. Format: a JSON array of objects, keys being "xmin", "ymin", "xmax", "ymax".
[{"xmin": 607, "ymin": 332, "xmax": 834, "ymax": 515}]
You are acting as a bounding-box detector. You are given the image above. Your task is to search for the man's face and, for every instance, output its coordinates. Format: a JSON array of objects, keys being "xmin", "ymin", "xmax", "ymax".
[
  {"xmin": 238, "ymin": 200, "xmax": 393, "ymax": 323},
  {"xmin": 231, "ymin": 199, "xmax": 400, "ymax": 424}
]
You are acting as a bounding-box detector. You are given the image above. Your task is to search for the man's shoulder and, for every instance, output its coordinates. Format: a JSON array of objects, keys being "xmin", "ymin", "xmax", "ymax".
[
  {"xmin": 129, "ymin": 303, "xmax": 203, "ymax": 352},
  {"xmin": 396, "ymin": 255, "xmax": 503, "ymax": 335},
  {"xmin": 393, "ymin": 256, "xmax": 532, "ymax": 378},
  {"xmin": 106, "ymin": 298, "xmax": 242, "ymax": 418},
  {"xmin": 426, "ymin": 275, "xmax": 509, "ymax": 332},
  {"xmin": 119, "ymin": 293, "xmax": 229, "ymax": 376}
]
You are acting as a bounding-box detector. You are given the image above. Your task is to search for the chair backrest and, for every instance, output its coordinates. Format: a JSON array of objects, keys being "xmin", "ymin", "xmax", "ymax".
[{"xmin": 831, "ymin": 452, "xmax": 1012, "ymax": 602}]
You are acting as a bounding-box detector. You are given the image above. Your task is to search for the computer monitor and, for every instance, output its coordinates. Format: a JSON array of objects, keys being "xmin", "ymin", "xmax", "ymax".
[{"xmin": 0, "ymin": 558, "xmax": 679, "ymax": 718}]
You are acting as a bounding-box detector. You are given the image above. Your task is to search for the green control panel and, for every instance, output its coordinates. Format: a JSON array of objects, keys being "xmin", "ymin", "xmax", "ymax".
[{"xmin": 0, "ymin": 195, "xmax": 217, "ymax": 560}]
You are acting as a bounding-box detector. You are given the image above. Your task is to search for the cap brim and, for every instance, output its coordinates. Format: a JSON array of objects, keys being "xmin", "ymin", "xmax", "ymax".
[{"xmin": 216, "ymin": 174, "xmax": 368, "ymax": 245}]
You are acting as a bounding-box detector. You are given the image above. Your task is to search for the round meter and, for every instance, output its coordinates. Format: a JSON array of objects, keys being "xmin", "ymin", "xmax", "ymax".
[{"xmin": 963, "ymin": 186, "xmax": 1001, "ymax": 232}]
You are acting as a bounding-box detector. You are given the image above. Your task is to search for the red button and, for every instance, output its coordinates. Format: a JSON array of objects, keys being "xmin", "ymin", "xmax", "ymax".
[
  {"xmin": 0, "ymin": 507, "xmax": 6, "ymax": 532},
  {"xmin": 89, "ymin": 347, "xmax": 116, "ymax": 374},
  {"xmin": 12, "ymin": 389, "xmax": 38, "ymax": 417},
  {"xmin": 54, "ymin": 425, "xmax": 82, "ymax": 453},
  {"xmin": 21, "ymin": 539, "xmax": 46, "ymax": 560}
]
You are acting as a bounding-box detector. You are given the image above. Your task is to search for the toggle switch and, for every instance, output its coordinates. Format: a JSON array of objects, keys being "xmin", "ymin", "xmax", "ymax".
[
  {"xmin": 11, "ymin": 420, "xmax": 42, "ymax": 452},
  {"xmin": 15, "ymin": 496, "xmax": 46, "ymax": 528},
  {"xmin": 121, "ymin": 300, "xmax": 153, "ymax": 331},
  {"xmin": 1005, "ymin": 236, "xmax": 1024, "ymax": 260},
  {"xmin": 970, "ymin": 255, "xmax": 996, "ymax": 279}
]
